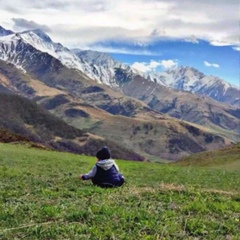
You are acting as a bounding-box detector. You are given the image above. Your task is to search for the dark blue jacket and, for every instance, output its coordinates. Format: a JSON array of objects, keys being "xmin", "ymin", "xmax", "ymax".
[
  {"xmin": 82, "ymin": 159, "xmax": 125, "ymax": 187},
  {"xmin": 92, "ymin": 165, "xmax": 121, "ymax": 185}
]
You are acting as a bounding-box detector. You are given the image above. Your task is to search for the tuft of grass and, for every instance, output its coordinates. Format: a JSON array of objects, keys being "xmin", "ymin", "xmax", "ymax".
[{"xmin": 0, "ymin": 143, "xmax": 239, "ymax": 239}]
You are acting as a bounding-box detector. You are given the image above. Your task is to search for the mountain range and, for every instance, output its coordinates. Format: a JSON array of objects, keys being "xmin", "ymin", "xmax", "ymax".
[
  {"xmin": 0, "ymin": 25, "xmax": 239, "ymax": 161},
  {"xmin": 74, "ymin": 49, "xmax": 239, "ymax": 107}
]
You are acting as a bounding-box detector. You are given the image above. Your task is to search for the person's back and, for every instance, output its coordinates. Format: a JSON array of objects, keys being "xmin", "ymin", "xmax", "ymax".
[{"xmin": 80, "ymin": 146, "xmax": 125, "ymax": 188}]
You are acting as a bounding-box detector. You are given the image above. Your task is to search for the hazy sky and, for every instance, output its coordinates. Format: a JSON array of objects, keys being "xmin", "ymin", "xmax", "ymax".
[{"xmin": 0, "ymin": 0, "xmax": 239, "ymax": 86}]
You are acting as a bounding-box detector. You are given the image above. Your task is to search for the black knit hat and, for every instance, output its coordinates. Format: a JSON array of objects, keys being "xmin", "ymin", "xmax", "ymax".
[{"xmin": 96, "ymin": 146, "xmax": 111, "ymax": 160}]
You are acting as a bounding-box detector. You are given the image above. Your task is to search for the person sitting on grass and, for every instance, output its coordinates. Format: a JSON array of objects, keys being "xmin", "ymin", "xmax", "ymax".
[{"xmin": 79, "ymin": 146, "xmax": 125, "ymax": 188}]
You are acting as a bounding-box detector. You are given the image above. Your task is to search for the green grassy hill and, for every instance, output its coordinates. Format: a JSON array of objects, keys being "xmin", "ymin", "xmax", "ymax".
[
  {"xmin": 176, "ymin": 143, "xmax": 240, "ymax": 170},
  {"xmin": 0, "ymin": 143, "xmax": 239, "ymax": 239}
]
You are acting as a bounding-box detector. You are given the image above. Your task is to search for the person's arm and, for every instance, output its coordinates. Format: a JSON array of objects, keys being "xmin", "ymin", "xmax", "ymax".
[{"xmin": 80, "ymin": 165, "xmax": 97, "ymax": 180}]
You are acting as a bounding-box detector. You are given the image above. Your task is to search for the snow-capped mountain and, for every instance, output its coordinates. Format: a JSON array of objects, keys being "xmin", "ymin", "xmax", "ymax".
[
  {"xmin": 0, "ymin": 29, "xmax": 96, "ymax": 78},
  {"xmin": 0, "ymin": 27, "xmax": 129, "ymax": 88},
  {"xmin": 73, "ymin": 49, "xmax": 121, "ymax": 68},
  {"xmin": 0, "ymin": 28, "xmax": 116, "ymax": 86},
  {"xmin": 0, "ymin": 27, "xmax": 137, "ymax": 90},
  {"xmin": 73, "ymin": 49, "xmax": 124, "ymax": 87},
  {"xmin": 145, "ymin": 67, "xmax": 239, "ymax": 106},
  {"xmin": 72, "ymin": 49, "xmax": 142, "ymax": 87}
]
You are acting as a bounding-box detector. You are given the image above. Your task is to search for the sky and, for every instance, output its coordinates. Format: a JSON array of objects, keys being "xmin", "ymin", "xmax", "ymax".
[{"xmin": 0, "ymin": 0, "xmax": 239, "ymax": 86}]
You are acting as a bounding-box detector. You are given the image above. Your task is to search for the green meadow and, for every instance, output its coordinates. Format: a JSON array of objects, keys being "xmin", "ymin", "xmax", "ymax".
[{"xmin": 0, "ymin": 143, "xmax": 239, "ymax": 239}]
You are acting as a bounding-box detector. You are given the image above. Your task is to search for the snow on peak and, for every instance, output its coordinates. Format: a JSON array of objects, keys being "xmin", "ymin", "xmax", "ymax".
[
  {"xmin": 73, "ymin": 49, "xmax": 122, "ymax": 69},
  {"xmin": 18, "ymin": 30, "xmax": 59, "ymax": 57},
  {"xmin": 144, "ymin": 66, "xmax": 238, "ymax": 98},
  {"xmin": 17, "ymin": 30, "xmax": 89, "ymax": 73},
  {"xmin": 167, "ymin": 66, "xmax": 204, "ymax": 80}
]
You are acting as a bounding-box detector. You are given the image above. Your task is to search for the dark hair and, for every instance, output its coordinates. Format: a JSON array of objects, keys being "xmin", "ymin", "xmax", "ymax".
[{"xmin": 96, "ymin": 146, "xmax": 111, "ymax": 160}]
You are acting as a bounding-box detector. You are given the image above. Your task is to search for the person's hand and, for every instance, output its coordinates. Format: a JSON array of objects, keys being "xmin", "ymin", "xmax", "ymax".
[{"xmin": 79, "ymin": 174, "xmax": 83, "ymax": 180}]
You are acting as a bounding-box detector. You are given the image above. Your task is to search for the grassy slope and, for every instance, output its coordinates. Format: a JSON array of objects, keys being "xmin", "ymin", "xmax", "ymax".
[
  {"xmin": 176, "ymin": 143, "xmax": 240, "ymax": 170},
  {"xmin": 0, "ymin": 143, "xmax": 239, "ymax": 239}
]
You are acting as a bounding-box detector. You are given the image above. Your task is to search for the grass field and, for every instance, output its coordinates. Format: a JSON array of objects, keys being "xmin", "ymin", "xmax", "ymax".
[{"xmin": 0, "ymin": 143, "xmax": 239, "ymax": 239}]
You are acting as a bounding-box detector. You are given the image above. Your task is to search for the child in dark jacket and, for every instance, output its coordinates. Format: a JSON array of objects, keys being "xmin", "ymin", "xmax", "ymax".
[{"xmin": 80, "ymin": 146, "xmax": 125, "ymax": 188}]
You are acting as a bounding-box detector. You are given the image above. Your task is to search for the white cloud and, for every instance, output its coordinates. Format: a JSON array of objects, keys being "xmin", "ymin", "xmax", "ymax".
[
  {"xmin": 131, "ymin": 59, "xmax": 178, "ymax": 73},
  {"xmin": 12, "ymin": 18, "xmax": 51, "ymax": 32},
  {"xmin": 204, "ymin": 61, "xmax": 220, "ymax": 68},
  {"xmin": 233, "ymin": 46, "xmax": 240, "ymax": 52},
  {"xmin": 131, "ymin": 60, "xmax": 161, "ymax": 73},
  {"xmin": 161, "ymin": 60, "xmax": 178, "ymax": 69},
  {"xmin": 0, "ymin": 0, "xmax": 239, "ymax": 49},
  {"xmin": 210, "ymin": 41, "xmax": 232, "ymax": 47}
]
